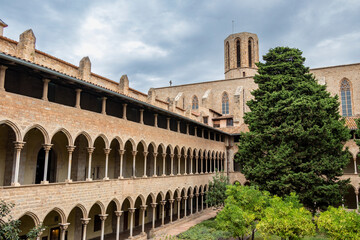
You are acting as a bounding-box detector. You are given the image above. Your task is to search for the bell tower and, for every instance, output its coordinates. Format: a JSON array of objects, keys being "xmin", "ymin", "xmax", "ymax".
[{"xmin": 224, "ymin": 32, "xmax": 259, "ymax": 79}]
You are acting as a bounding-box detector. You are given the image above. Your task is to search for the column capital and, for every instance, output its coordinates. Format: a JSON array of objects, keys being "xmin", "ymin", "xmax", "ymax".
[
  {"xmin": 200, "ymin": 192, "xmax": 204, "ymax": 196},
  {"xmin": 177, "ymin": 154, "xmax": 181, "ymax": 159},
  {"xmin": 183, "ymin": 196, "xmax": 188, "ymax": 200},
  {"xmin": 153, "ymin": 152, "xmax": 158, "ymax": 158},
  {"xmin": 14, "ymin": 141, "xmax": 25, "ymax": 149},
  {"xmin": 103, "ymin": 148, "xmax": 111, "ymax": 155},
  {"xmin": 195, "ymin": 193, "xmax": 199, "ymax": 197},
  {"xmin": 128, "ymin": 208, "xmax": 136, "ymax": 213},
  {"xmin": 99, "ymin": 214, "xmax": 108, "ymax": 221},
  {"xmin": 122, "ymin": 103, "xmax": 127, "ymax": 107},
  {"xmin": 200, "ymin": 156, "xmax": 204, "ymax": 160},
  {"xmin": 140, "ymin": 205, "xmax": 147, "ymax": 210},
  {"xmin": 176, "ymin": 197, "xmax": 182, "ymax": 202},
  {"xmin": 154, "ymin": 113, "xmax": 158, "ymax": 117},
  {"xmin": 66, "ymin": 145, "xmax": 76, "ymax": 152},
  {"xmin": 118, "ymin": 149, "xmax": 125, "ymax": 155},
  {"xmin": 115, "ymin": 211, "xmax": 123, "ymax": 217},
  {"xmin": 139, "ymin": 109, "xmax": 144, "ymax": 112},
  {"xmin": 143, "ymin": 151, "xmax": 148, "ymax": 157},
  {"xmin": 102, "ymin": 96, "xmax": 107, "ymax": 100},
  {"xmin": 42, "ymin": 144, "xmax": 53, "ymax": 151},
  {"xmin": 168, "ymin": 199, "xmax": 175, "ymax": 204},
  {"xmin": 184, "ymin": 154, "xmax": 187, "ymax": 159},
  {"xmin": 160, "ymin": 200, "xmax": 166, "ymax": 206},
  {"xmin": 81, "ymin": 218, "xmax": 91, "ymax": 225},
  {"xmin": 59, "ymin": 223, "xmax": 70, "ymax": 231},
  {"xmin": 162, "ymin": 153, "xmax": 167, "ymax": 158},
  {"xmin": 0, "ymin": 65, "xmax": 8, "ymax": 71},
  {"xmin": 150, "ymin": 203, "xmax": 158, "ymax": 208},
  {"xmin": 75, "ymin": 88, "xmax": 82, "ymax": 93},
  {"xmin": 132, "ymin": 151, "xmax": 137, "ymax": 156},
  {"xmin": 356, "ymin": 189, "xmax": 359, "ymax": 195},
  {"xmin": 170, "ymin": 153, "xmax": 175, "ymax": 158},
  {"xmin": 205, "ymin": 156, "xmax": 208, "ymax": 160},
  {"xmin": 87, "ymin": 147, "xmax": 95, "ymax": 154},
  {"xmin": 43, "ymin": 78, "xmax": 51, "ymax": 83},
  {"xmin": 195, "ymin": 155, "xmax": 199, "ymax": 160},
  {"xmin": 189, "ymin": 194, "xmax": 194, "ymax": 199}
]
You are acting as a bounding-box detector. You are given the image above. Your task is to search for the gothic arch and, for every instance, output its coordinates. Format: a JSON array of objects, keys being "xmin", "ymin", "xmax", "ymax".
[
  {"xmin": 74, "ymin": 131, "xmax": 92, "ymax": 147},
  {"xmin": 222, "ymin": 92, "xmax": 229, "ymax": 115},
  {"xmin": 50, "ymin": 128, "xmax": 73, "ymax": 146},
  {"xmin": 23, "ymin": 124, "xmax": 50, "ymax": 144},
  {"xmin": 0, "ymin": 119, "xmax": 22, "ymax": 142}
]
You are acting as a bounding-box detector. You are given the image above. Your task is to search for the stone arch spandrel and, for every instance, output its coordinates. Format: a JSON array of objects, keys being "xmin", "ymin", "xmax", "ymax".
[
  {"xmin": 50, "ymin": 127, "xmax": 73, "ymax": 146},
  {"xmin": 23, "ymin": 124, "xmax": 50, "ymax": 144},
  {"xmin": 18, "ymin": 211, "xmax": 41, "ymax": 226},
  {"xmin": 66, "ymin": 204, "xmax": 87, "ymax": 221},
  {"xmin": 93, "ymin": 134, "xmax": 110, "ymax": 148},
  {"xmin": 42, "ymin": 207, "xmax": 66, "ymax": 224},
  {"xmin": 74, "ymin": 131, "xmax": 92, "ymax": 147}
]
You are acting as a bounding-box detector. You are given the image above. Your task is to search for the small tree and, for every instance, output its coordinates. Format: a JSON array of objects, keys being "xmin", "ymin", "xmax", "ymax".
[
  {"xmin": 216, "ymin": 185, "xmax": 269, "ymax": 240},
  {"xmin": 236, "ymin": 47, "xmax": 351, "ymax": 212},
  {"xmin": 0, "ymin": 200, "xmax": 45, "ymax": 240},
  {"xmin": 205, "ymin": 171, "xmax": 229, "ymax": 207},
  {"xmin": 317, "ymin": 206, "xmax": 360, "ymax": 240},
  {"xmin": 257, "ymin": 193, "xmax": 315, "ymax": 240}
]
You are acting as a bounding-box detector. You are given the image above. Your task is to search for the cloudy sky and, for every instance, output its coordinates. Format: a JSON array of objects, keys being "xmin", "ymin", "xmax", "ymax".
[{"xmin": 1, "ymin": 0, "xmax": 360, "ymax": 92}]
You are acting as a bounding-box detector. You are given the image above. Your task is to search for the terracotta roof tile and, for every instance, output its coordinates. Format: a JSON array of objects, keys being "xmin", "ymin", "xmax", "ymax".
[{"xmin": 345, "ymin": 117, "xmax": 359, "ymax": 130}]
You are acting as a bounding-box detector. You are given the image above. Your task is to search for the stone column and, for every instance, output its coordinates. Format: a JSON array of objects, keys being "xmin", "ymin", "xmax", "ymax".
[
  {"xmin": 195, "ymin": 156, "xmax": 199, "ymax": 174},
  {"xmin": 122, "ymin": 103, "xmax": 127, "ymax": 120},
  {"xmin": 115, "ymin": 211, "xmax": 122, "ymax": 240},
  {"xmin": 139, "ymin": 109, "xmax": 144, "ymax": 124},
  {"xmin": 151, "ymin": 203, "xmax": 157, "ymax": 230},
  {"xmin": 356, "ymin": 189, "xmax": 359, "ymax": 210},
  {"xmin": 103, "ymin": 148, "xmax": 111, "ymax": 180},
  {"xmin": 75, "ymin": 89, "xmax": 82, "ymax": 108},
  {"xmin": 141, "ymin": 205, "xmax": 147, "ymax": 234},
  {"xmin": 189, "ymin": 195, "xmax": 194, "ymax": 215},
  {"xmin": 176, "ymin": 197, "xmax": 181, "ymax": 219},
  {"xmin": 128, "ymin": 208, "xmax": 136, "ymax": 238},
  {"xmin": 195, "ymin": 193, "xmax": 199, "ymax": 213},
  {"xmin": 86, "ymin": 147, "xmax": 95, "ymax": 181},
  {"xmin": 354, "ymin": 158, "xmax": 358, "ymax": 174},
  {"xmin": 170, "ymin": 154, "xmax": 174, "ymax": 176},
  {"xmin": 12, "ymin": 141, "xmax": 25, "ymax": 186},
  {"xmin": 99, "ymin": 214, "xmax": 108, "ymax": 240},
  {"xmin": 217, "ymin": 158, "xmax": 220, "ymax": 172},
  {"xmin": 132, "ymin": 151, "xmax": 137, "ymax": 178},
  {"xmin": 80, "ymin": 218, "xmax": 90, "ymax": 240},
  {"xmin": 153, "ymin": 152, "xmax": 158, "ymax": 177},
  {"xmin": 59, "ymin": 223, "xmax": 70, "ymax": 240},
  {"xmin": 143, "ymin": 151, "xmax": 148, "ymax": 177},
  {"xmin": 213, "ymin": 157, "xmax": 216, "ymax": 172},
  {"xmin": 201, "ymin": 129, "xmax": 204, "ymax": 138},
  {"xmin": 169, "ymin": 199, "xmax": 174, "ymax": 223},
  {"xmin": 190, "ymin": 155, "xmax": 193, "ymax": 174},
  {"xmin": 42, "ymin": 78, "xmax": 50, "ymax": 101},
  {"xmin": 160, "ymin": 201, "xmax": 166, "ymax": 226},
  {"xmin": 194, "ymin": 127, "xmax": 197, "ymax": 137},
  {"xmin": 0, "ymin": 65, "xmax": 8, "ymax": 91},
  {"xmin": 184, "ymin": 155, "xmax": 187, "ymax": 175},
  {"xmin": 101, "ymin": 97, "xmax": 107, "ymax": 115},
  {"xmin": 118, "ymin": 149, "xmax": 124, "ymax": 179},
  {"xmin": 205, "ymin": 156, "xmax": 208, "ymax": 173},
  {"xmin": 201, "ymin": 193, "xmax": 204, "ymax": 211},
  {"xmin": 167, "ymin": 117, "xmax": 170, "ymax": 130},
  {"xmin": 186, "ymin": 124, "xmax": 189, "ymax": 135},
  {"xmin": 177, "ymin": 121, "xmax": 180, "ymax": 133},
  {"xmin": 154, "ymin": 114, "xmax": 158, "ymax": 127},
  {"xmin": 200, "ymin": 156, "xmax": 204, "ymax": 174},
  {"xmin": 177, "ymin": 154, "xmax": 181, "ymax": 175},
  {"xmin": 183, "ymin": 196, "xmax": 188, "ymax": 217},
  {"xmin": 209, "ymin": 157, "xmax": 212, "ymax": 173},
  {"xmin": 66, "ymin": 145, "xmax": 76, "ymax": 182},
  {"xmin": 162, "ymin": 153, "xmax": 166, "ymax": 176},
  {"xmin": 41, "ymin": 144, "xmax": 53, "ymax": 184}
]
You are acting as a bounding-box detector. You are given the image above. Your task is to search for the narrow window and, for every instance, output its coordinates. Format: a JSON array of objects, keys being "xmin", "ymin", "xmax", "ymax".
[
  {"xmin": 341, "ymin": 79, "xmax": 353, "ymax": 116},
  {"xmin": 236, "ymin": 40, "xmax": 241, "ymax": 67},
  {"xmin": 222, "ymin": 92, "xmax": 229, "ymax": 115},
  {"xmin": 226, "ymin": 42, "xmax": 230, "ymax": 70},
  {"xmin": 192, "ymin": 96, "xmax": 199, "ymax": 110},
  {"xmin": 248, "ymin": 39, "xmax": 252, "ymax": 67},
  {"xmin": 203, "ymin": 116, "xmax": 208, "ymax": 125}
]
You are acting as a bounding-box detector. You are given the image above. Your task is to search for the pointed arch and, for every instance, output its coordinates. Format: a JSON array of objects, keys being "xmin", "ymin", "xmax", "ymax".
[
  {"xmin": 137, "ymin": 140, "xmax": 147, "ymax": 150},
  {"xmin": 225, "ymin": 41, "xmax": 230, "ymax": 70},
  {"xmin": 147, "ymin": 192, "xmax": 156, "ymax": 203},
  {"xmin": 43, "ymin": 207, "xmax": 66, "ymax": 224},
  {"xmin": 51, "ymin": 128, "xmax": 73, "ymax": 146},
  {"xmin": 23, "ymin": 124, "xmax": 50, "ymax": 144},
  {"xmin": 192, "ymin": 95, "xmax": 199, "ymax": 110},
  {"xmin": 19, "ymin": 211, "xmax": 41, "ymax": 226},
  {"xmin": 74, "ymin": 131, "xmax": 92, "ymax": 147},
  {"xmin": 110, "ymin": 136, "xmax": 124, "ymax": 150},
  {"xmin": 340, "ymin": 78, "xmax": 353, "ymax": 116},
  {"xmin": 89, "ymin": 201, "xmax": 106, "ymax": 216},
  {"xmin": 222, "ymin": 92, "xmax": 229, "ymax": 115},
  {"xmin": 166, "ymin": 144, "xmax": 174, "ymax": 154},
  {"xmin": 94, "ymin": 134, "xmax": 110, "ymax": 148},
  {"xmin": 158, "ymin": 143, "xmax": 166, "ymax": 153},
  {"xmin": 106, "ymin": 198, "xmax": 121, "ymax": 212},
  {"xmin": 121, "ymin": 196, "xmax": 134, "ymax": 209},
  {"xmin": 236, "ymin": 38, "xmax": 241, "ymax": 68},
  {"xmin": 67, "ymin": 204, "xmax": 87, "ymax": 221},
  {"xmin": 125, "ymin": 138, "xmax": 136, "ymax": 150},
  {"xmin": 248, "ymin": 37, "xmax": 254, "ymax": 68},
  {"xmin": 0, "ymin": 119, "xmax": 22, "ymax": 141}
]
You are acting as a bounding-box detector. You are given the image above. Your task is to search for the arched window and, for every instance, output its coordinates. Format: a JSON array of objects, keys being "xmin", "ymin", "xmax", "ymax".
[
  {"xmin": 248, "ymin": 38, "xmax": 252, "ymax": 67},
  {"xmin": 222, "ymin": 92, "xmax": 229, "ymax": 115},
  {"xmin": 192, "ymin": 96, "xmax": 199, "ymax": 110},
  {"xmin": 236, "ymin": 39, "xmax": 241, "ymax": 68},
  {"xmin": 226, "ymin": 41, "xmax": 230, "ymax": 70},
  {"xmin": 341, "ymin": 79, "xmax": 353, "ymax": 116}
]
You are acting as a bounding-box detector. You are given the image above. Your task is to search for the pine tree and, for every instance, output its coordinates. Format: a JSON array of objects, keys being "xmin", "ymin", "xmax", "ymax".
[{"xmin": 236, "ymin": 47, "xmax": 351, "ymax": 212}]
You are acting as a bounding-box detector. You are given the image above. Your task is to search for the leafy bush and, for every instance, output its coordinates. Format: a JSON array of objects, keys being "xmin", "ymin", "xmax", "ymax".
[
  {"xmin": 205, "ymin": 172, "xmax": 229, "ymax": 207},
  {"xmin": 316, "ymin": 206, "xmax": 360, "ymax": 240}
]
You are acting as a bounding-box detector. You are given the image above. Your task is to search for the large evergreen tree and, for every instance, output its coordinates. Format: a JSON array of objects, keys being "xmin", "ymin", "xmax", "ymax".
[{"xmin": 236, "ymin": 47, "xmax": 351, "ymax": 212}]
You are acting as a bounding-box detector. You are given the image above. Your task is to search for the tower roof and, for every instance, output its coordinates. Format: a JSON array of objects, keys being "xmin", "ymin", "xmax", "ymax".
[{"xmin": 0, "ymin": 19, "xmax": 8, "ymax": 27}]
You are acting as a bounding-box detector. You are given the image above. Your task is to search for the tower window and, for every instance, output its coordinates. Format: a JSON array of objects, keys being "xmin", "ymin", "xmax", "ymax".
[
  {"xmin": 192, "ymin": 95, "xmax": 199, "ymax": 110},
  {"xmin": 226, "ymin": 41, "xmax": 230, "ymax": 70},
  {"xmin": 248, "ymin": 39, "xmax": 252, "ymax": 68},
  {"xmin": 341, "ymin": 79, "xmax": 352, "ymax": 116},
  {"xmin": 236, "ymin": 40, "xmax": 241, "ymax": 67},
  {"xmin": 222, "ymin": 92, "xmax": 229, "ymax": 115}
]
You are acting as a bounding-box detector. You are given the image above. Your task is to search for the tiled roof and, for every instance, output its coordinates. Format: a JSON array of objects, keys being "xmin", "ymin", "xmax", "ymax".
[
  {"xmin": 345, "ymin": 117, "xmax": 359, "ymax": 130},
  {"xmin": 219, "ymin": 124, "xmax": 249, "ymax": 134},
  {"xmin": 0, "ymin": 19, "xmax": 7, "ymax": 27}
]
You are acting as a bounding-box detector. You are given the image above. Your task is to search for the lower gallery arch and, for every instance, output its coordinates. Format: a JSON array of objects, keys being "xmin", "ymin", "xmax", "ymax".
[
  {"xmin": 87, "ymin": 202, "xmax": 104, "ymax": 240},
  {"xmin": 40, "ymin": 209, "xmax": 65, "ymax": 240},
  {"xmin": 344, "ymin": 185, "xmax": 357, "ymax": 209},
  {"xmin": 66, "ymin": 206, "xmax": 86, "ymax": 240},
  {"xmin": 0, "ymin": 123, "xmax": 17, "ymax": 186},
  {"xmin": 18, "ymin": 213, "xmax": 38, "ymax": 239}
]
